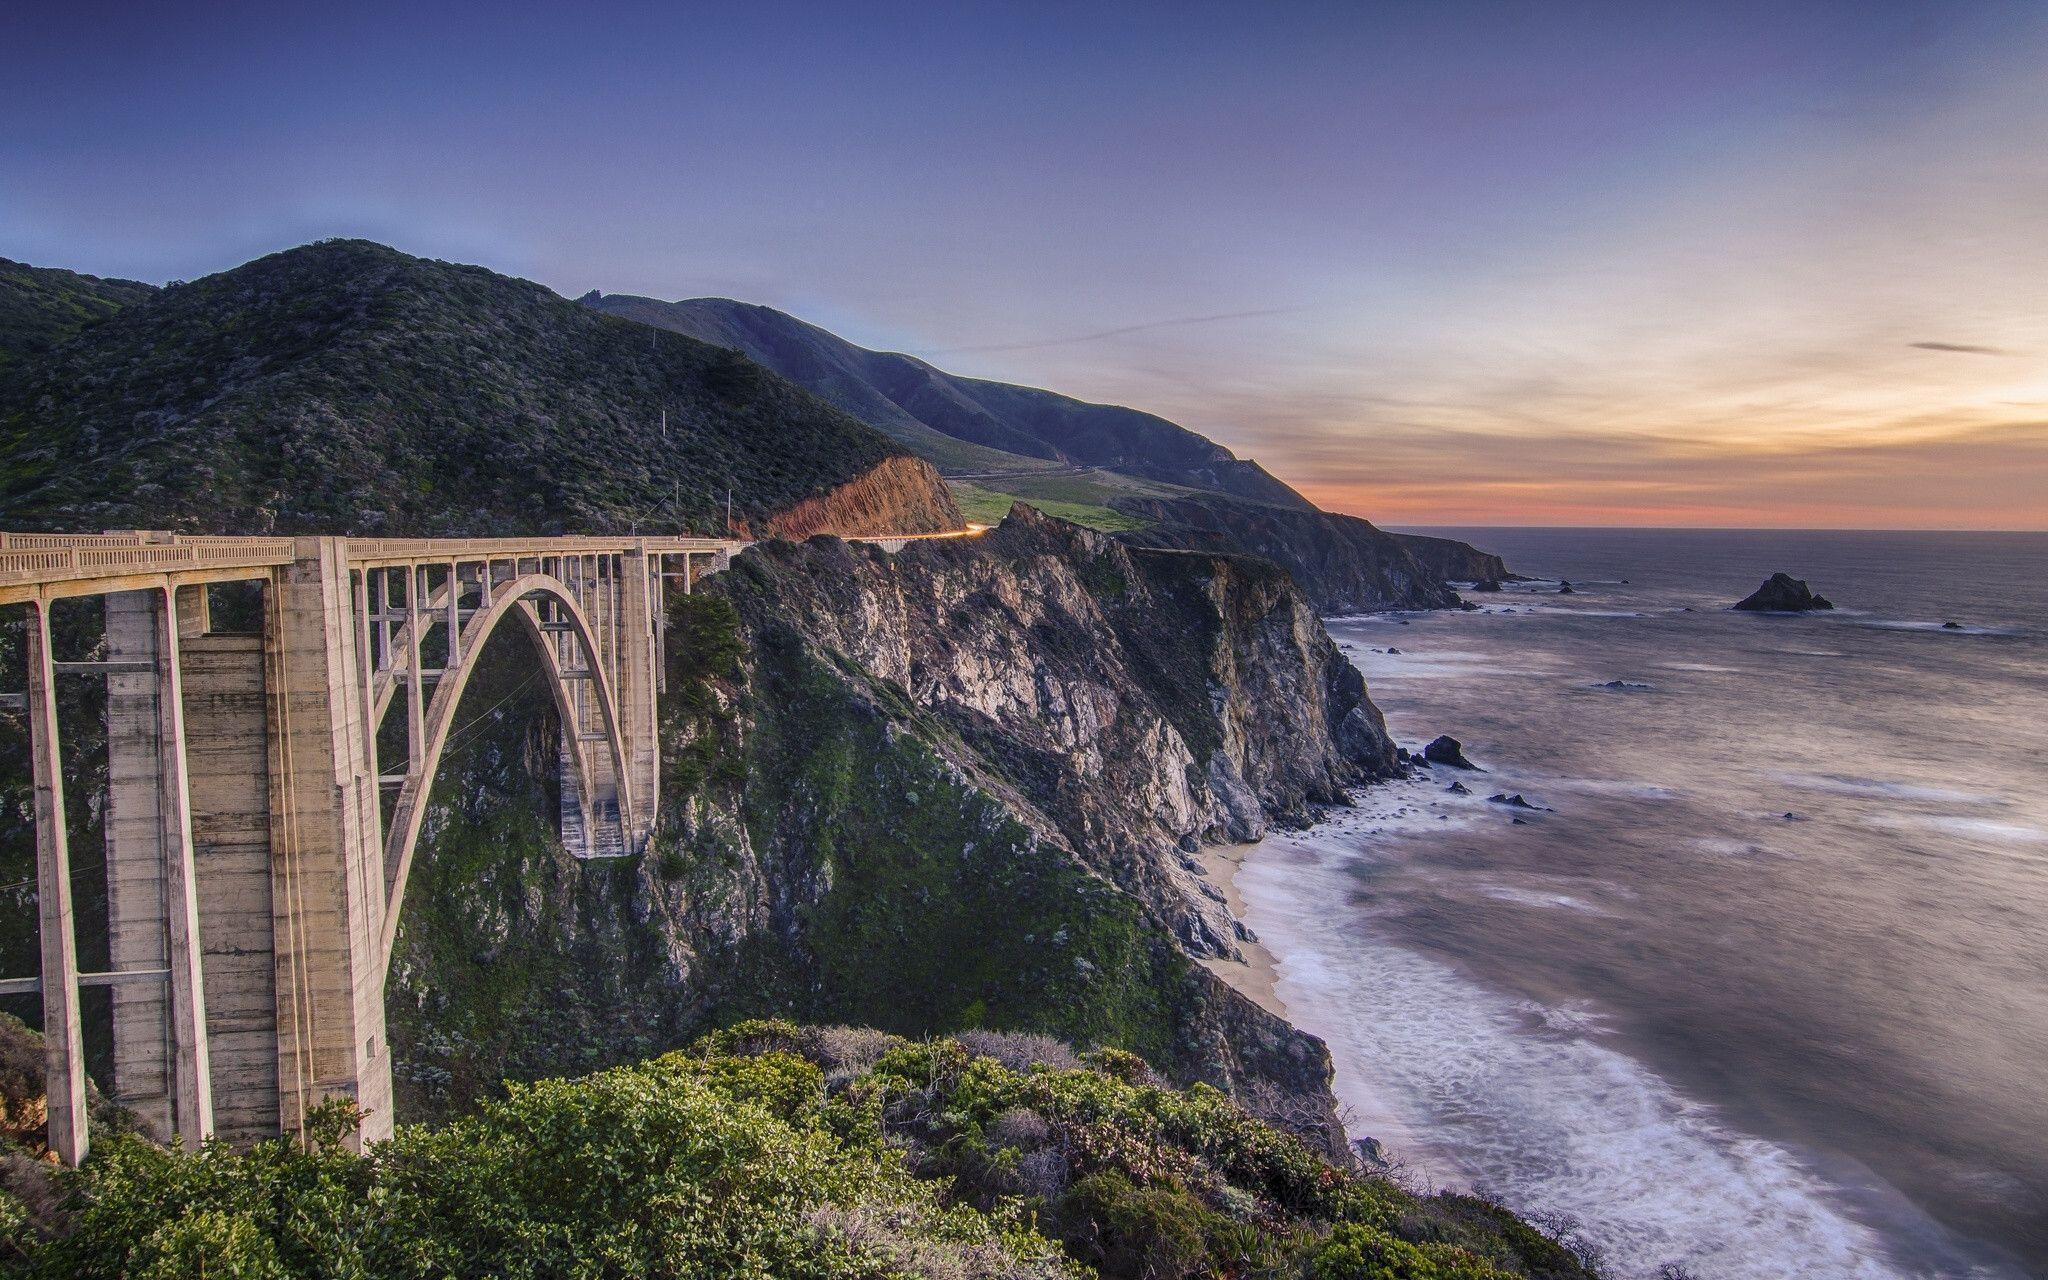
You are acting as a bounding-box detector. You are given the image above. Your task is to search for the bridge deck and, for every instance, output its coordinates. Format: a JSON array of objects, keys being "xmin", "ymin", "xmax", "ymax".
[
  {"xmin": 0, "ymin": 532, "xmax": 747, "ymax": 605},
  {"xmin": 0, "ymin": 528, "xmax": 979, "ymax": 603}
]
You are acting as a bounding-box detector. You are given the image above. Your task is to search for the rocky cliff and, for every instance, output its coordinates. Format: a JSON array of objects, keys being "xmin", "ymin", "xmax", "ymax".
[
  {"xmin": 387, "ymin": 508, "xmax": 1393, "ymax": 1154},
  {"xmin": 1113, "ymin": 492, "xmax": 1465, "ymax": 611},
  {"xmin": 1392, "ymin": 530, "xmax": 1515, "ymax": 586},
  {"xmin": 756, "ymin": 453, "xmax": 961, "ymax": 539}
]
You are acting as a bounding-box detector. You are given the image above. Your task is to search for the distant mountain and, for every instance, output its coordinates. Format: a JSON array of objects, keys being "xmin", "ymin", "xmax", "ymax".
[
  {"xmin": 0, "ymin": 242, "xmax": 958, "ymax": 537},
  {"xmin": 582, "ymin": 293, "xmax": 1313, "ymax": 510},
  {"xmin": 0, "ymin": 257, "xmax": 157, "ymax": 379},
  {"xmin": 585, "ymin": 291, "xmax": 1511, "ymax": 610}
]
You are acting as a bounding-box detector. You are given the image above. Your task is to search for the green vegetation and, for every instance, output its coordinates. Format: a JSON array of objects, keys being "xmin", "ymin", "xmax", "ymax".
[
  {"xmin": 660, "ymin": 594, "xmax": 749, "ymax": 798},
  {"xmin": 0, "ymin": 1023, "xmax": 1592, "ymax": 1279},
  {"xmin": 0, "ymin": 258, "xmax": 155, "ymax": 381},
  {"xmin": 950, "ymin": 482, "xmax": 1150, "ymax": 532},
  {"xmin": 878, "ymin": 423, "xmax": 1072, "ymax": 476},
  {"xmin": 0, "ymin": 240, "xmax": 924, "ymax": 535}
]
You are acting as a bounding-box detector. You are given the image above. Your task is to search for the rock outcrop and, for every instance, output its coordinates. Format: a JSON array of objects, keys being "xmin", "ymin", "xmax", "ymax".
[
  {"xmin": 1734, "ymin": 573, "xmax": 1835, "ymax": 612},
  {"xmin": 1422, "ymin": 734, "xmax": 1481, "ymax": 770},
  {"xmin": 757, "ymin": 454, "xmax": 961, "ymax": 539}
]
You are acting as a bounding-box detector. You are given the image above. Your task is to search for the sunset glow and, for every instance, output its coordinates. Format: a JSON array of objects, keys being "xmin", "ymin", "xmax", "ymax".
[{"xmin": 6, "ymin": 1, "xmax": 2044, "ymax": 527}]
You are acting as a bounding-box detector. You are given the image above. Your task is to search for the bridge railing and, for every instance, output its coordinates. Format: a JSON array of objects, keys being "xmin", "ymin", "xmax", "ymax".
[
  {"xmin": 0, "ymin": 538, "xmax": 300, "ymax": 596},
  {"xmin": 341, "ymin": 535, "xmax": 744, "ymax": 564}
]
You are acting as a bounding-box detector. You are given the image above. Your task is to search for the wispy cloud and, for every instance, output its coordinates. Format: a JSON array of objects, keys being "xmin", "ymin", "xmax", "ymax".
[
  {"xmin": 922, "ymin": 307, "xmax": 1307, "ymax": 356},
  {"xmin": 1910, "ymin": 342, "xmax": 2009, "ymax": 356}
]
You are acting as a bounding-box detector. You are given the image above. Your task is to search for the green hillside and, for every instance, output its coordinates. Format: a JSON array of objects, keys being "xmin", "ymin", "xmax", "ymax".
[
  {"xmin": 0, "ymin": 257, "xmax": 156, "ymax": 380},
  {"xmin": 0, "ymin": 241, "xmax": 934, "ymax": 536}
]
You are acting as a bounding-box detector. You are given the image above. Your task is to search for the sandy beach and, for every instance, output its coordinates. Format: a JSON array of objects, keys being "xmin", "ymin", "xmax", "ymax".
[{"xmin": 1195, "ymin": 842, "xmax": 1290, "ymax": 1022}]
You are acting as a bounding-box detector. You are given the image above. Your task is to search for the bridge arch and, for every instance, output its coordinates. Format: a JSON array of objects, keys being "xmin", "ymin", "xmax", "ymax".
[{"xmin": 375, "ymin": 572, "xmax": 633, "ymax": 966}]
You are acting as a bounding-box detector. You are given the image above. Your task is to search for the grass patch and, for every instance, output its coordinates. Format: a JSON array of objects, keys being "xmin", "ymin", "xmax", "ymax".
[{"xmin": 948, "ymin": 482, "xmax": 1150, "ymax": 533}]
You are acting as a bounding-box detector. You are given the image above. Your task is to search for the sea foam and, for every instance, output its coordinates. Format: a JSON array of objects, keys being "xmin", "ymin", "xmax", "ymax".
[{"xmin": 1238, "ymin": 824, "xmax": 1963, "ymax": 1280}]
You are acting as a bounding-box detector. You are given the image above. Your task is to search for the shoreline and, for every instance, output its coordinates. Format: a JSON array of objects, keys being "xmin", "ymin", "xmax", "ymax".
[{"xmin": 1196, "ymin": 841, "xmax": 1291, "ymax": 1023}]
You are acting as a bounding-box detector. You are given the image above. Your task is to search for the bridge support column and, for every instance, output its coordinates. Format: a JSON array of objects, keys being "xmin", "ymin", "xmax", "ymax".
[
  {"xmin": 26, "ymin": 603, "xmax": 87, "ymax": 1167},
  {"xmin": 617, "ymin": 548, "xmax": 659, "ymax": 851},
  {"xmin": 104, "ymin": 588, "xmax": 214, "ymax": 1143},
  {"xmin": 264, "ymin": 539, "xmax": 392, "ymax": 1147},
  {"xmin": 182, "ymin": 626, "xmax": 281, "ymax": 1146}
]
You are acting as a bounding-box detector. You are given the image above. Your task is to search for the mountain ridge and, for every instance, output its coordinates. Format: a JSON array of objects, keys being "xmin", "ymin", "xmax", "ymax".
[
  {"xmin": 585, "ymin": 291, "xmax": 1316, "ymax": 509},
  {"xmin": 585, "ymin": 290, "xmax": 1511, "ymax": 610},
  {"xmin": 0, "ymin": 241, "xmax": 959, "ymax": 537}
]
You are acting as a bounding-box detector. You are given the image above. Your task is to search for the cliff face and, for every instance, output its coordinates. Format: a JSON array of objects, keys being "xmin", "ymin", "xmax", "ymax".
[
  {"xmin": 756, "ymin": 454, "xmax": 961, "ymax": 539},
  {"xmin": 1113, "ymin": 493, "xmax": 1467, "ymax": 612},
  {"xmin": 387, "ymin": 507, "xmax": 1393, "ymax": 1153},
  {"xmin": 715, "ymin": 506, "xmax": 1394, "ymax": 950},
  {"xmin": 1392, "ymin": 530, "xmax": 1514, "ymax": 586}
]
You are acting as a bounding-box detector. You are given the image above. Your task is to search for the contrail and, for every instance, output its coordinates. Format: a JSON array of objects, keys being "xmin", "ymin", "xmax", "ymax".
[
  {"xmin": 1910, "ymin": 341, "xmax": 2007, "ymax": 356},
  {"xmin": 924, "ymin": 306, "xmax": 1306, "ymax": 356}
]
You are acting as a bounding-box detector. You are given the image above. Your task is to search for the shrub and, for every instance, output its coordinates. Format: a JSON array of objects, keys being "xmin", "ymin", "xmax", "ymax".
[
  {"xmin": 3, "ymin": 1028, "xmax": 1595, "ymax": 1280},
  {"xmin": 1312, "ymin": 1222, "xmax": 1510, "ymax": 1279},
  {"xmin": 954, "ymin": 1029, "xmax": 1084, "ymax": 1075},
  {"xmin": 1056, "ymin": 1171, "xmax": 1218, "ymax": 1280}
]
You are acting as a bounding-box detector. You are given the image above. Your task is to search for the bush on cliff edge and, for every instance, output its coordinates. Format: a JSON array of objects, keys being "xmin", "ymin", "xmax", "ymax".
[{"xmin": 0, "ymin": 1021, "xmax": 1592, "ymax": 1280}]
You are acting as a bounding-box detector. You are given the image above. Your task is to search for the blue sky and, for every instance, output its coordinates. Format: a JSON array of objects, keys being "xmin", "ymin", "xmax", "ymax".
[{"xmin": 6, "ymin": 1, "xmax": 2044, "ymax": 526}]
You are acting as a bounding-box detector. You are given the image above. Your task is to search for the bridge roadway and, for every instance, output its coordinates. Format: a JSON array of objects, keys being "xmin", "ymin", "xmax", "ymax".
[{"xmin": 0, "ymin": 528, "xmax": 968, "ymax": 1164}]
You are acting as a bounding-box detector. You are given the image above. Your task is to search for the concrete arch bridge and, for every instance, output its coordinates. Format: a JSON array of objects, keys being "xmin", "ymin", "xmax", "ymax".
[{"xmin": 0, "ymin": 529, "xmax": 954, "ymax": 1163}]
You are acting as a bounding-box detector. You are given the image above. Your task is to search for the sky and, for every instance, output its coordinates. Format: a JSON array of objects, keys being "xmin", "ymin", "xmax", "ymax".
[{"xmin": 4, "ymin": 1, "xmax": 2044, "ymax": 529}]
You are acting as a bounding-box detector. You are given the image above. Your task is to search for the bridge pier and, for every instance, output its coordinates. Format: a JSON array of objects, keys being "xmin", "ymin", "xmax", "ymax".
[
  {"xmin": 618, "ymin": 549, "xmax": 659, "ymax": 851},
  {"xmin": 264, "ymin": 539, "xmax": 393, "ymax": 1147},
  {"xmin": 182, "ymin": 624, "xmax": 282, "ymax": 1145},
  {"xmin": 104, "ymin": 588, "xmax": 214, "ymax": 1143},
  {"xmin": 25, "ymin": 603, "xmax": 87, "ymax": 1166}
]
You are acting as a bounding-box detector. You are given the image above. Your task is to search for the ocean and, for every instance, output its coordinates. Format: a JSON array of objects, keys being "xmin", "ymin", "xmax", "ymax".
[{"xmin": 1233, "ymin": 528, "xmax": 2048, "ymax": 1279}]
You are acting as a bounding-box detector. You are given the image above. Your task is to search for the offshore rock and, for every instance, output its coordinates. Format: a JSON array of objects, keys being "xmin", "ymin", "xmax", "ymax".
[
  {"xmin": 1423, "ymin": 734, "xmax": 1481, "ymax": 770},
  {"xmin": 1734, "ymin": 573, "xmax": 1835, "ymax": 612}
]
